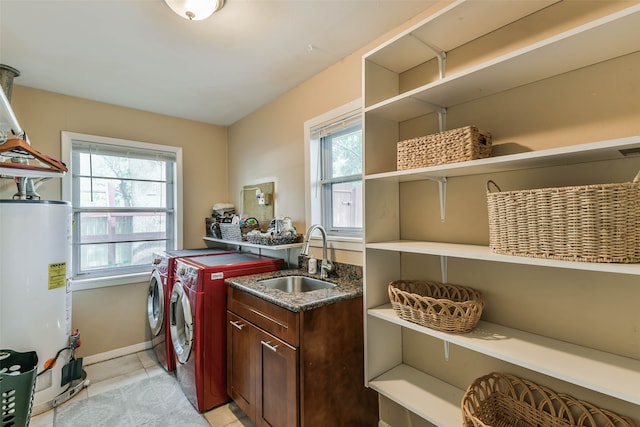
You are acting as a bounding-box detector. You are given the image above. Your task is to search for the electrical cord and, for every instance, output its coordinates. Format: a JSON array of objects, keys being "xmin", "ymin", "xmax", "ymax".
[
  {"xmin": 37, "ymin": 329, "xmax": 81, "ymax": 377},
  {"xmin": 37, "ymin": 346, "xmax": 71, "ymax": 377}
]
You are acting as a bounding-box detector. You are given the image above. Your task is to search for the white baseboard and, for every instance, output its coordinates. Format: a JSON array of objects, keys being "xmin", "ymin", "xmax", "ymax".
[
  {"xmin": 378, "ymin": 421, "xmax": 392, "ymax": 427},
  {"xmin": 82, "ymin": 341, "xmax": 152, "ymax": 366}
]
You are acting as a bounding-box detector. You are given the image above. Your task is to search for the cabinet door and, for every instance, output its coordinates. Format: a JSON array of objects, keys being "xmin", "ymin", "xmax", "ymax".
[
  {"xmin": 227, "ymin": 311, "xmax": 255, "ymax": 420},
  {"xmin": 255, "ymin": 328, "xmax": 298, "ymax": 427}
]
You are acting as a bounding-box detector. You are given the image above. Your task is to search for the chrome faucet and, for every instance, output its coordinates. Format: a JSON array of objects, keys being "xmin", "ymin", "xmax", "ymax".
[{"xmin": 301, "ymin": 224, "xmax": 333, "ymax": 279}]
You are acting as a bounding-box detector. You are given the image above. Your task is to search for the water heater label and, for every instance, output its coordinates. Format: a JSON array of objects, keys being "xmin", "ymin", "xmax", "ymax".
[
  {"xmin": 211, "ymin": 272, "xmax": 224, "ymax": 280},
  {"xmin": 48, "ymin": 262, "xmax": 67, "ymax": 290}
]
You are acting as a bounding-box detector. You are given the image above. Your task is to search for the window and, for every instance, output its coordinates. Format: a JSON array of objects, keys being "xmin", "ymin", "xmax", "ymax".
[
  {"xmin": 62, "ymin": 132, "xmax": 181, "ymax": 284},
  {"xmin": 320, "ymin": 123, "xmax": 362, "ymax": 233},
  {"xmin": 305, "ymin": 100, "xmax": 362, "ymax": 240}
]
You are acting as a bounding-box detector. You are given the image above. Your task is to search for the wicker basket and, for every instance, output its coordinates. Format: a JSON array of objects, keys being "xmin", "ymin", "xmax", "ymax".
[
  {"xmin": 397, "ymin": 126, "xmax": 492, "ymax": 170},
  {"xmin": 219, "ymin": 218, "xmax": 261, "ymax": 241},
  {"xmin": 487, "ymin": 171, "xmax": 640, "ymax": 263},
  {"xmin": 245, "ymin": 233, "xmax": 303, "ymax": 246},
  {"xmin": 388, "ymin": 280, "xmax": 484, "ymax": 333},
  {"xmin": 462, "ymin": 372, "xmax": 637, "ymax": 427}
]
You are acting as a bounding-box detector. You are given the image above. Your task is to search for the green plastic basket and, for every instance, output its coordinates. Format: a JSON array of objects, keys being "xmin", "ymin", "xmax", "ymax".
[{"xmin": 1, "ymin": 350, "xmax": 38, "ymax": 427}]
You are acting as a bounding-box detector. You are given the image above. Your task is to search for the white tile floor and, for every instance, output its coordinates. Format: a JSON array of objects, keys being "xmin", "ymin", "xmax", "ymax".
[{"xmin": 28, "ymin": 350, "xmax": 254, "ymax": 427}]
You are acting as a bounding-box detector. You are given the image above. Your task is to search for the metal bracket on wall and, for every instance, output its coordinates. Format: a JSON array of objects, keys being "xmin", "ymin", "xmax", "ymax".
[
  {"xmin": 409, "ymin": 33, "xmax": 447, "ymax": 79},
  {"xmin": 440, "ymin": 255, "xmax": 448, "ymax": 284},
  {"xmin": 436, "ymin": 107, "xmax": 447, "ymax": 133},
  {"xmin": 423, "ymin": 176, "xmax": 447, "ymax": 222}
]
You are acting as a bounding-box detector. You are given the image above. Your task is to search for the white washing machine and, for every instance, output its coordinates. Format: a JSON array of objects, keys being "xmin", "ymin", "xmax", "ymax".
[{"xmin": 0, "ymin": 199, "xmax": 73, "ymax": 415}]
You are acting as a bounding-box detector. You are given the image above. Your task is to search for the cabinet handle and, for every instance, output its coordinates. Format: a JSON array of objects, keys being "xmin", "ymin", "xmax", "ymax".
[
  {"xmin": 261, "ymin": 340, "xmax": 278, "ymax": 352},
  {"xmin": 230, "ymin": 320, "xmax": 244, "ymax": 330}
]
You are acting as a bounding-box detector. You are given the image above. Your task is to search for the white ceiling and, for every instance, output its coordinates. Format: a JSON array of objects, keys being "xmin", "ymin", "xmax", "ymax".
[{"xmin": 0, "ymin": 0, "xmax": 436, "ymax": 126}]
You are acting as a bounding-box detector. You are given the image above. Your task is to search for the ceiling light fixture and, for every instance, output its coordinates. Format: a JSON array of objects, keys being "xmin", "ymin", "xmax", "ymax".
[{"xmin": 164, "ymin": 0, "xmax": 225, "ymax": 21}]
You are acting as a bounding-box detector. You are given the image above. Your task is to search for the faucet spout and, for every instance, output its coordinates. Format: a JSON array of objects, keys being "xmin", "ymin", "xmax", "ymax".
[{"xmin": 301, "ymin": 224, "xmax": 333, "ymax": 279}]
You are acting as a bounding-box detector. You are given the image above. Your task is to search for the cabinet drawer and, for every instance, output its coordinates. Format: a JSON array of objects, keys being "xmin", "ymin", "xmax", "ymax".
[{"xmin": 228, "ymin": 286, "xmax": 299, "ymax": 346}]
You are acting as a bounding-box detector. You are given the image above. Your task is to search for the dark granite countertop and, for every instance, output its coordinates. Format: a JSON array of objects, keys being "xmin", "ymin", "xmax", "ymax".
[{"xmin": 225, "ymin": 264, "xmax": 363, "ymax": 312}]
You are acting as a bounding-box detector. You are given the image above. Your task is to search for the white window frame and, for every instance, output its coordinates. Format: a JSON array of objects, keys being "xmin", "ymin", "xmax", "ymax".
[
  {"xmin": 61, "ymin": 131, "xmax": 183, "ymax": 290},
  {"xmin": 304, "ymin": 99, "xmax": 363, "ymax": 252}
]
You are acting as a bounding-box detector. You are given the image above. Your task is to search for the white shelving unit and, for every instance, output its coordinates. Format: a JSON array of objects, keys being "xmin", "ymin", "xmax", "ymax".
[
  {"xmin": 363, "ymin": 0, "xmax": 561, "ymax": 108},
  {"xmin": 362, "ymin": 2, "xmax": 640, "ymax": 425},
  {"xmin": 366, "ymin": 6, "xmax": 640, "ymax": 122}
]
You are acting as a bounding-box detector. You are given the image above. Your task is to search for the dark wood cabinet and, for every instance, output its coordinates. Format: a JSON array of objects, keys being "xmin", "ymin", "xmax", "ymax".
[
  {"xmin": 227, "ymin": 286, "xmax": 378, "ymax": 427},
  {"xmin": 255, "ymin": 327, "xmax": 298, "ymax": 427},
  {"xmin": 227, "ymin": 311, "xmax": 255, "ymax": 419}
]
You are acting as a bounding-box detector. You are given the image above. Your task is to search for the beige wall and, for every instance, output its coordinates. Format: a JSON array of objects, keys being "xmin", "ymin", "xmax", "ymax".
[
  {"xmin": 227, "ymin": 7, "xmax": 441, "ymax": 266},
  {"xmin": 226, "ymin": 54, "xmax": 363, "ymax": 264},
  {"xmin": 1, "ymin": 1, "xmax": 438, "ymax": 360},
  {"xmin": 4, "ymin": 86, "xmax": 228, "ymax": 357}
]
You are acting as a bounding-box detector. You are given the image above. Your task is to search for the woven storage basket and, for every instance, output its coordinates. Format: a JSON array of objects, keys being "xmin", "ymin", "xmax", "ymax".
[
  {"xmin": 388, "ymin": 280, "xmax": 484, "ymax": 333},
  {"xmin": 487, "ymin": 171, "xmax": 640, "ymax": 263},
  {"xmin": 219, "ymin": 218, "xmax": 260, "ymax": 241},
  {"xmin": 245, "ymin": 233, "xmax": 303, "ymax": 246},
  {"xmin": 462, "ymin": 372, "xmax": 637, "ymax": 427},
  {"xmin": 397, "ymin": 125, "xmax": 492, "ymax": 170}
]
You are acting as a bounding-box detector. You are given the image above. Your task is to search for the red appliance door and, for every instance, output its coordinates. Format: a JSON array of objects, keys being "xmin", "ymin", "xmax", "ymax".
[{"xmin": 169, "ymin": 282, "xmax": 194, "ymax": 364}]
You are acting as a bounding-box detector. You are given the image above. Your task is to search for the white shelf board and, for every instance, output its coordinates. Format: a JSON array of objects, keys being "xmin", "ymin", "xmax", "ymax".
[
  {"xmin": 366, "ymin": 5, "xmax": 640, "ymax": 122},
  {"xmin": 365, "ymin": 241, "xmax": 640, "ymax": 276},
  {"xmin": 369, "ymin": 305, "xmax": 640, "ymax": 405},
  {"xmin": 0, "ymin": 166, "xmax": 65, "ymax": 179},
  {"xmin": 365, "ymin": 136, "xmax": 640, "ymax": 182},
  {"xmin": 364, "ymin": 0, "xmax": 558, "ymax": 75},
  {"xmin": 202, "ymin": 236, "xmax": 304, "ymax": 251},
  {"xmin": 368, "ymin": 364, "xmax": 464, "ymax": 427}
]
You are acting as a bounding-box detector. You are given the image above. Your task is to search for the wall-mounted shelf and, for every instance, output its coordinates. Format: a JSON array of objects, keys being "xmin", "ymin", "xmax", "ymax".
[
  {"xmin": 202, "ymin": 236, "xmax": 303, "ymax": 268},
  {"xmin": 0, "ymin": 167, "xmax": 65, "ymax": 179},
  {"xmin": 364, "ymin": 0, "xmax": 559, "ymax": 107},
  {"xmin": 366, "ymin": 241, "xmax": 640, "ymax": 276},
  {"xmin": 370, "ymin": 304, "xmax": 640, "ymax": 405},
  {"xmin": 365, "ymin": 4, "xmax": 640, "ymax": 123},
  {"xmin": 365, "ymin": 135, "xmax": 640, "ymax": 183},
  {"xmin": 368, "ymin": 364, "xmax": 464, "ymax": 426},
  {"xmin": 203, "ymin": 236, "xmax": 303, "ymax": 251}
]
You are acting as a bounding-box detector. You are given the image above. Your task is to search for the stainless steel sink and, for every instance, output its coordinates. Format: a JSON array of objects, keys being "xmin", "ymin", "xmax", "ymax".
[{"xmin": 259, "ymin": 275, "xmax": 336, "ymax": 293}]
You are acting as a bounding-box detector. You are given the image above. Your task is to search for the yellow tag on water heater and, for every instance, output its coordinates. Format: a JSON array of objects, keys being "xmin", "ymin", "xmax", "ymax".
[{"xmin": 48, "ymin": 262, "xmax": 67, "ymax": 290}]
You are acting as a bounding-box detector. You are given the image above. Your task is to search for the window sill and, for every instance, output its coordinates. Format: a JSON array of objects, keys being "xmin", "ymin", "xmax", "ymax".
[{"xmin": 71, "ymin": 272, "xmax": 151, "ymax": 291}]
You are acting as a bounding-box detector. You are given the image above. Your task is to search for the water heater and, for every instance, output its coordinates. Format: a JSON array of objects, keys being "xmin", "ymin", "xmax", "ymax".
[{"xmin": 0, "ymin": 199, "xmax": 72, "ymax": 414}]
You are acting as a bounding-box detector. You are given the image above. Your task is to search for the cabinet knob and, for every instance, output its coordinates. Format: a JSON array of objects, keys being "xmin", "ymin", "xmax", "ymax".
[
  {"xmin": 261, "ymin": 340, "xmax": 278, "ymax": 352},
  {"xmin": 229, "ymin": 320, "xmax": 244, "ymax": 330}
]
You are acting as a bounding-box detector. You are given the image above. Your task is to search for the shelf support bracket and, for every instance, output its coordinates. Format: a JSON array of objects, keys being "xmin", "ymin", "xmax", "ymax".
[
  {"xmin": 440, "ymin": 255, "xmax": 448, "ymax": 284},
  {"xmin": 443, "ymin": 341, "xmax": 450, "ymax": 362},
  {"xmin": 437, "ymin": 107, "xmax": 447, "ymax": 132},
  {"xmin": 409, "ymin": 100, "xmax": 447, "ymax": 132},
  {"xmin": 424, "ymin": 177, "xmax": 447, "ymax": 222},
  {"xmin": 409, "ymin": 34, "xmax": 447, "ymax": 79}
]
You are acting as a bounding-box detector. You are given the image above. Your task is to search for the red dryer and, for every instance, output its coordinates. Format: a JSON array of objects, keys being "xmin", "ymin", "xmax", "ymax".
[
  {"xmin": 147, "ymin": 248, "xmax": 233, "ymax": 372},
  {"xmin": 170, "ymin": 252, "xmax": 283, "ymax": 412}
]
